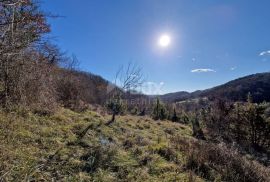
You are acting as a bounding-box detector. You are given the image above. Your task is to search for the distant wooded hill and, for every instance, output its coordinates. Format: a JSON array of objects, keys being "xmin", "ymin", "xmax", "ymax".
[
  {"xmin": 60, "ymin": 71, "xmax": 270, "ymax": 108},
  {"xmin": 158, "ymin": 72, "xmax": 270, "ymax": 103}
]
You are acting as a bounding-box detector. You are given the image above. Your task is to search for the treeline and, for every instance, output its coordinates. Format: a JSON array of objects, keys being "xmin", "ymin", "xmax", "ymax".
[
  {"xmin": 146, "ymin": 96, "xmax": 270, "ymax": 165},
  {"xmin": 200, "ymin": 73, "xmax": 270, "ymax": 103},
  {"xmin": 159, "ymin": 73, "xmax": 270, "ymax": 103},
  {"xmin": 0, "ymin": 0, "xmax": 155, "ymax": 116},
  {"xmin": 199, "ymin": 96, "xmax": 270, "ymax": 161},
  {"xmin": 0, "ymin": 0, "xmax": 110, "ymax": 113}
]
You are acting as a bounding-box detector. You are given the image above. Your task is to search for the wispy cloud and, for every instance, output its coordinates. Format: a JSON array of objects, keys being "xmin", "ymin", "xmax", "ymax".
[
  {"xmin": 191, "ymin": 68, "xmax": 216, "ymax": 73},
  {"xmin": 259, "ymin": 50, "xmax": 270, "ymax": 56},
  {"xmin": 230, "ymin": 67, "xmax": 237, "ymax": 71}
]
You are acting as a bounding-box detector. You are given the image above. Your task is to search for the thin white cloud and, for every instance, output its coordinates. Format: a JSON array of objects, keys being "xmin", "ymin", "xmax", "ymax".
[
  {"xmin": 259, "ymin": 50, "xmax": 270, "ymax": 56},
  {"xmin": 230, "ymin": 67, "xmax": 237, "ymax": 71},
  {"xmin": 191, "ymin": 68, "xmax": 216, "ymax": 73}
]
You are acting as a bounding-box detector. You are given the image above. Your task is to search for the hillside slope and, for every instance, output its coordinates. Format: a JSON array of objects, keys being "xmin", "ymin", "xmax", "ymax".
[
  {"xmin": 0, "ymin": 108, "xmax": 199, "ymax": 181},
  {"xmin": 200, "ymin": 72, "xmax": 270, "ymax": 102},
  {"xmin": 159, "ymin": 72, "xmax": 270, "ymax": 103},
  {"xmin": 157, "ymin": 91, "xmax": 191, "ymax": 103},
  {"xmin": 159, "ymin": 91, "xmax": 202, "ymax": 103},
  {"xmin": 1, "ymin": 109, "xmax": 269, "ymax": 181}
]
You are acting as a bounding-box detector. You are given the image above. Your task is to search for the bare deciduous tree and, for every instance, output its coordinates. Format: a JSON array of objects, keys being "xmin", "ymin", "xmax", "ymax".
[
  {"xmin": 0, "ymin": 0, "xmax": 50, "ymax": 108},
  {"xmin": 106, "ymin": 62, "xmax": 144, "ymax": 124}
]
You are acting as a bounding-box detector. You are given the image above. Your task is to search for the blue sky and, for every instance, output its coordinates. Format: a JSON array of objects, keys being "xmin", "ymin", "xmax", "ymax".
[{"xmin": 42, "ymin": 0, "xmax": 270, "ymax": 94}]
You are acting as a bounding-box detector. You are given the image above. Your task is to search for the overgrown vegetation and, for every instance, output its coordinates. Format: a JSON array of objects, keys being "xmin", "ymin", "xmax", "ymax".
[
  {"xmin": 0, "ymin": 0, "xmax": 110, "ymax": 113},
  {"xmin": 0, "ymin": 108, "xmax": 196, "ymax": 181},
  {"xmin": 1, "ymin": 1, "xmax": 270, "ymax": 181},
  {"xmin": 1, "ymin": 108, "xmax": 269, "ymax": 181},
  {"xmin": 198, "ymin": 96, "xmax": 270, "ymax": 162}
]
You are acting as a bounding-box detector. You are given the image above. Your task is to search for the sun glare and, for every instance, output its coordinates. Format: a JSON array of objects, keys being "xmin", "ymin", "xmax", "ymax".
[{"xmin": 158, "ymin": 34, "xmax": 171, "ymax": 47}]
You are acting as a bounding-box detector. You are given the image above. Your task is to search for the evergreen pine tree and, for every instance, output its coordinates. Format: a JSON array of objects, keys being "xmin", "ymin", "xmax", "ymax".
[
  {"xmin": 171, "ymin": 108, "xmax": 179, "ymax": 122},
  {"xmin": 152, "ymin": 98, "xmax": 167, "ymax": 120}
]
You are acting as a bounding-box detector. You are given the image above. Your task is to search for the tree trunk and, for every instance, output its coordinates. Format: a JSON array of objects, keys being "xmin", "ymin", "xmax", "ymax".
[
  {"xmin": 106, "ymin": 112, "xmax": 116, "ymax": 126},
  {"xmin": 111, "ymin": 112, "xmax": 115, "ymax": 122}
]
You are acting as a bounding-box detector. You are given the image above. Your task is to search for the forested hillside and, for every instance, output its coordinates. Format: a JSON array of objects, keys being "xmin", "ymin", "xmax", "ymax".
[
  {"xmin": 159, "ymin": 73, "xmax": 270, "ymax": 103},
  {"xmin": 200, "ymin": 73, "xmax": 270, "ymax": 103},
  {"xmin": 0, "ymin": 0, "xmax": 111, "ymax": 113}
]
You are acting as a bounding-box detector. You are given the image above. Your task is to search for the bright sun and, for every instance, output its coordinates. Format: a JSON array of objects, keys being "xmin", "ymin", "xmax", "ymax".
[{"xmin": 158, "ymin": 34, "xmax": 171, "ymax": 47}]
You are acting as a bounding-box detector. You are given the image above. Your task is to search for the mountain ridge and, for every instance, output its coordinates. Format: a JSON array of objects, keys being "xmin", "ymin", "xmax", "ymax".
[{"xmin": 157, "ymin": 72, "xmax": 270, "ymax": 103}]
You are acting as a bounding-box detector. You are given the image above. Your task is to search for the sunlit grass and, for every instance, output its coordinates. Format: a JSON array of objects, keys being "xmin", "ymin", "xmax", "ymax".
[{"xmin": 0, "ymin": 108, "xmax": 201, "ymax": 181}]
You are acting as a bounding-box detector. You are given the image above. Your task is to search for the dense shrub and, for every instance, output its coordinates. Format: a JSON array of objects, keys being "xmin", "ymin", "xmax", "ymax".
[{"xmin": 171, "ymin": 136, "xmax": 270, "ymax": 182}]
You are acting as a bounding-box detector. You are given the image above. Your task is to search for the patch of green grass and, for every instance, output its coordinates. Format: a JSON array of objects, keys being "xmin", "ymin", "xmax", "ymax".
[{"xmin": 0, "ymin": 108, "xmax": 203, "ymax": 181}]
